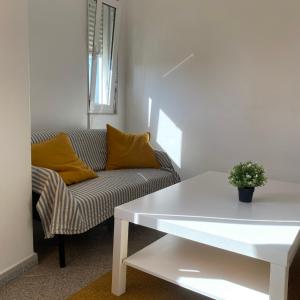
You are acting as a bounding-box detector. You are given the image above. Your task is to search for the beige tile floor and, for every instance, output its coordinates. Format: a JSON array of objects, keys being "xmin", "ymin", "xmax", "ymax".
[{"xmin": 0, "ymin": 221, "xmax": 164, "ymax": 300}]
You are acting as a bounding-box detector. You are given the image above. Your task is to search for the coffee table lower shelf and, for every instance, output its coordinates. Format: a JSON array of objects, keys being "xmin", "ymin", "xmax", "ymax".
[{"xmin": 124, "ymin": 234, "xmax": 270, "ymax": 300}]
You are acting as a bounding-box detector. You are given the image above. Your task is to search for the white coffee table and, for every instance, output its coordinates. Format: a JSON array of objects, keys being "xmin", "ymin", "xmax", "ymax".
[{"xmin": 111, "ymin": 171, "xmax": 300, "ymax": 300}]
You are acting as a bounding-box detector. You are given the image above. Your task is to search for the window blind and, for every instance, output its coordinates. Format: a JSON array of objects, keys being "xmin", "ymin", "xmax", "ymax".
[{"xmin": 88, "ymin": 0, "xmax": 103, "ymax": 55}]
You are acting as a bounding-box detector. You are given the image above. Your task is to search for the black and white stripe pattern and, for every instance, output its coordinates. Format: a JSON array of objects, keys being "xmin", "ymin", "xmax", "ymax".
[
  {"xmin": 31, "ymin": 129, "xmax": 181, "ymax": 238},
  {"xmin": 31, "ymin": 129, "xmax": 58, "ymax": 144},
  {"xmin": 69, "ymin": 169, "xmax": 178, "ymax": 232},
  {"xmin": 67, "ymin": 130, "xmax": 107, "ymax": 171},
  {"xmin": 155, "ymin": 150, "xmax": 181, "ymax": 183},
  {"xmin": 32, "ymin": 166, "xmax": 77, "ymax": 238}
]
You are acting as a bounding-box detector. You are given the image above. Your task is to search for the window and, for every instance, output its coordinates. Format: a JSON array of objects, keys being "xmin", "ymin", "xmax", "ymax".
[{"xmin": 88, "ymin": 0, "xmax": 121, "ymax": 114}]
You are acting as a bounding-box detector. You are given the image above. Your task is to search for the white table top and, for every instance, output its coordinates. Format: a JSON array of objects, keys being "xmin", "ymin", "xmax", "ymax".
[{"xmin": 115, "ymin": 171, "xmax": 300, "ymax": 266}]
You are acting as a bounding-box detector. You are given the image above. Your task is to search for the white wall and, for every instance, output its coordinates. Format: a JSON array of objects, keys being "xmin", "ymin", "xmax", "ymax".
[
  {"xmin": 0, "ymin": 0, "xmax": 34, "ymax": 273},
  {"xmin": 29, "ymin": 0, "xmax": 88, "ymax": 130},
  {"xmin": 124, "ymin": 0, "xmax": 300, "ymax": 182},
  {"xmin": 29, "ymin": 0, "xmax": 125, "ymax": 131}
]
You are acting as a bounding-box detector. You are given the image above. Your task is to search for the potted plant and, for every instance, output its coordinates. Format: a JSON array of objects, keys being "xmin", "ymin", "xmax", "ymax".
[{"xmin": 229, "ymin": 161, "xmax": 267, "ymax": 203}]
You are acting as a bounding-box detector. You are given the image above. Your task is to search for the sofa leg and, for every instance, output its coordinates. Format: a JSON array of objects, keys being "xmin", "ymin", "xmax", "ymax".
[
  {"xmin": 57, "ymin": 235, "xmax": 66, "ymax": 268},
  {"xmin": 107, "ymin": 217, "xmax": 114, "ymax": 234}
]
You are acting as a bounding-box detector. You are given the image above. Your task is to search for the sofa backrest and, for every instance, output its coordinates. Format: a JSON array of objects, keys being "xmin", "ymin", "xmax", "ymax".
[{"xmin": 31, "ymin": 129, "xmax": 107, "ymax": 171}]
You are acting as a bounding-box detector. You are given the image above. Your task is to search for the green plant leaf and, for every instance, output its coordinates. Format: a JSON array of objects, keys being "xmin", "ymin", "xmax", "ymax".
[{"xmin": 228, "ymin": 161, "xmax": 267, "ymax": 188}]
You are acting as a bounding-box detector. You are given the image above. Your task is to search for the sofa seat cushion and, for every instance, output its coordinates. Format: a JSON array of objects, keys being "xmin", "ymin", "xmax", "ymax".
[{"xmin": 68, "ymin": 169, "xmax": 178, "ymax": 229}]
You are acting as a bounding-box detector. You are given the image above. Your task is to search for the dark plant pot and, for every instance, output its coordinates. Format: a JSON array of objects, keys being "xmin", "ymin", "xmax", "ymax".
[{"xmin": 238, "ymin": 187, "xmax": 255, "ymax": 203}]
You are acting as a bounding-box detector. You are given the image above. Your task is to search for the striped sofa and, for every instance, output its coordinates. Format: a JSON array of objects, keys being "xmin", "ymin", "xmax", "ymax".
[{"xmin": 32, "ymin": 129, "xmax": 180, "ymax": 266}]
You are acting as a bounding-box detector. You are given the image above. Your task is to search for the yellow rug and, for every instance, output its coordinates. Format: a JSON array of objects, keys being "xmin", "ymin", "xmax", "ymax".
[
  {"xmin": 67, "ymin": 267, "xmax": 204, "ymax": 300},
  {"xmin": 68, "ymin": 259, "xmax": 300, "ymax": 300}
]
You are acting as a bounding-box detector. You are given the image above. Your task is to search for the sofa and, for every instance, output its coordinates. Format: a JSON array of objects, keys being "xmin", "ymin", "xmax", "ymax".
[{"xmin": 31, "ymin": 129, "xmax": 180, "ymax": 267}]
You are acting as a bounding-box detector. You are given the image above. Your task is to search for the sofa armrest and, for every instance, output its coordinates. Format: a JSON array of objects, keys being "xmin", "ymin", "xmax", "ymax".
[
  {"xmin": 155, "ymin": 150, "xmax": 174, "ymax": 170},
  {"xmin": 32, "ymin": 166, "xmax": 78, "ymax": 238},
  {"xmin": 154, "ymin": 150, "xmax": 181, "ymax": 183}
]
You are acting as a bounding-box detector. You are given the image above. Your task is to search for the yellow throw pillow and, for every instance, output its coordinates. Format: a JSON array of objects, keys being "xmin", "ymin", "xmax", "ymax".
[
  {"xmin": 106, "ymin": 124, "xmax": 160, "ymax": 170},
  {"xmin": 31, "ymin": 133, "xmax": 97, "ymax": 185}
]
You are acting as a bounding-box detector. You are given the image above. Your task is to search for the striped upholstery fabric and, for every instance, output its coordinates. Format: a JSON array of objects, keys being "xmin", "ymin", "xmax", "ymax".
[
  {"xmin": 31, "ymin": 129, "xmax": 57, "ymax": 144},
  {"xmin": 67, "ymin": 130, "xmax": 106, "ymax": 171},
  {"xmin": 155, "ymin": 150, "xmax": 181, "ymax": 183},
  {"xmin": 31, "ymin": 129, "xmax": 181, "ymax": 238},
  {"xmin": 68, "ymin": 169, "xmax": 177, "ymax": 233},
  {"xmin": 32, "ymin": 166, "xmax": 77, "ymax": 238}
]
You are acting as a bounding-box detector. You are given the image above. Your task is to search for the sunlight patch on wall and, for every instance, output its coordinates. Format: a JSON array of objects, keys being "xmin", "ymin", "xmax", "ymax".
[{"xmin": 157, "ymin": 110, "xmax": 182, "ymax": 168}]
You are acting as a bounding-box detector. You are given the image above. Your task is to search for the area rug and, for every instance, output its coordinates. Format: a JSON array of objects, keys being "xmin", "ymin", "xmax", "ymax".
[
  {"xmin": 67, "ymin": 267, "xmax": 204, "ymax": 300},
  {"xmin": 68, "ymin": 260, "xmax": 300, "ymax": 300}
]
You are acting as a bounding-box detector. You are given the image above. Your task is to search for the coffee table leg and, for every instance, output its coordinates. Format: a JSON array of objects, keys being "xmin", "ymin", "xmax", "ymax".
[
  {"xmin": 112, "ymin": 218, "xmax": 129, "ymax": 296},
  {"xmin": 269, "ymin": 264, "xmax": 288, "ymax": 300}
]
